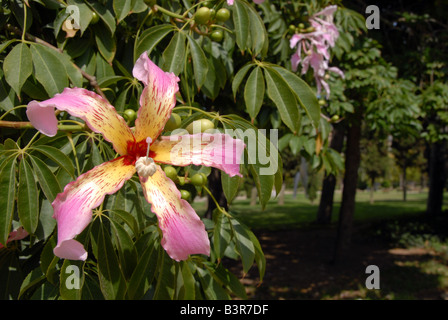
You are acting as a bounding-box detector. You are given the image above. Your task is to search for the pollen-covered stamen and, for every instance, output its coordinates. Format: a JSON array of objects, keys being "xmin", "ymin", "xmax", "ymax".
[
  {"xmin": 145, "ymin": 137, "xmax": 152, "ymax": 158},
  {"xmin": 135, "ymin": 137, "xmax": 157, "ymax": 178}
]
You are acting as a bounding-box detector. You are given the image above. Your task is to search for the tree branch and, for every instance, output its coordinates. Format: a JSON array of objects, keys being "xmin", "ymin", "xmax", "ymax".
[{"xmin": 0, "ymin": 120, "xmax": 89, "ymax": 132}]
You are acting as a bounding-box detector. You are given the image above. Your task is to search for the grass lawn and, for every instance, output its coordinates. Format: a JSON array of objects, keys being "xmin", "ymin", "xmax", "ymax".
[
  {"xmin": 193, "ymin": 188, "xmax": 448, "ymax": 300},
  {"xmin": 193, "ymin": 189, "xmax": 438, "ymax": 230}
]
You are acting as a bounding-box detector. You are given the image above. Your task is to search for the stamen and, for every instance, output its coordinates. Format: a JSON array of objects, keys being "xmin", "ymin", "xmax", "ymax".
[
  {"xmin": 146, "ymin": 137, "xmax": 152, "ymax": 157},
  {"xmin": 135, "ymin": 137, "xmax": 157, "ymax": 178}
]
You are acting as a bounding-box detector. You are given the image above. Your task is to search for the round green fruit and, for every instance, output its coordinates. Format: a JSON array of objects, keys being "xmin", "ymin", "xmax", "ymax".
[
  {"xmin": 91, "ymin": 12, "xmax": 100, "ymax": 24},
  {"xmin": 123, "ymin": 109, "xmax": 136, "ymax": 122},
  {"xmin": 164, "ymin": 113, "xmax": 182, "ymax": 131},
  {"xmin": 164, "ymin": 166, "xmax": 178, "ymax": 181},
  {"xmin": 195, "ymin": 7, "xmax": 211, "ymax": 25},
  {"xmin": 186, "ymin": 119, "xmax": 215, "ymax": 134},
  {"xmin": 318, "ymin": 99, "xmax": 326, "ymax": 106},
  {"xmin": 210, "ymin": 29, "xmax": 223, "ymax": 42},
  {"xmin": 209, "ymin": 9, "xmax": 216, "ymax": 19},
  {"xmin": 331, "ymin": 115, "xmax": 340, "ymax": 122},
  {"xmin": 178, "ymin": 176, "xmax": 186, "ymax": 186},
  {"xmin": 201, "ymin": 0, "xmax": 214, "ymax": 8},
  {"xmin": 191, "ymin": 173, "xmax": 206, "ymax": 187},
  {"xmin": 180, "ymin": 190, "xmax": 191, "ymax": 200},
  {"xmin": 215, "ymin": 8, "xmax": 230, "ymax": 22}
]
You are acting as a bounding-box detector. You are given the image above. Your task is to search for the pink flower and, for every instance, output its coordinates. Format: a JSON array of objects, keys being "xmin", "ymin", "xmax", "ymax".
[
  {"xmin": 26, "ymin": 53, "xmax": 245, "ymax": 262},
  {"xmin": 227, "ymin": 0, "xmax": 265, "ymax": 5},
  {"xmin": 290, "ymin": 5, "xmax": 344, "ymax": 98},
  {"xmin": 0, "ymin": 227, "xmax": 29, "ymax": 249}
]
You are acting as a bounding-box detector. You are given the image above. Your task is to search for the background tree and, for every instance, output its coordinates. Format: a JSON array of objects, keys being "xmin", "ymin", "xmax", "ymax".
[
  {"xmin": 360, "ymin": 135, "xmax": 390, "ymax": 204},
  {"xmin": 345, "ymin": 0, "xmax": 448, "ymax": 217}
]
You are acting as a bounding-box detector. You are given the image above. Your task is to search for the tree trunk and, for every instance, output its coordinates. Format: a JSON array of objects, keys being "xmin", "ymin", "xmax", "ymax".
[
  {"xmin": 205, "ymin": 168, "xmax": 228, "ymax": 219},
  {"xmin": 369, "ymin": 176, "xmax": 375, "ymax": 204},
  {"xmin": 250, "ymin": 186, "xmax": 258, "ymax": 206},
  {"xmin": 316, "ymin": 123, "xmax": 345, "ymax": 224},
  {"xmin": 277, "ymin": 183, "xmax": 286, "ymax": 205},
  {"xmin": 426, "ymin": 141, "xmax": 447, "ymax": 216},
  {"xmin": 333, "ymin": 108, "xmax": 363, "ymax": 263},
  {"xmin": 402, "ymin": 165, "xmax": 407, "ymax": 202}
]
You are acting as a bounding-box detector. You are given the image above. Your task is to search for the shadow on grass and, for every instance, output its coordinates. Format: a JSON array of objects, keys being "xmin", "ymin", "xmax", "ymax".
[
  {"xmin": 219, "ymin": 192, "xmax": 448, "ymax": 300},
  {"xmin": 226, "ymin": 224, "xmax": 448, "ymax": 300}
]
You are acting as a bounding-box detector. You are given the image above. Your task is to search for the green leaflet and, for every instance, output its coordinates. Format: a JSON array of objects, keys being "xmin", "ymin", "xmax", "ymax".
[
  {"xmin": 3, "ymin": 43, "xmax": 33, "ymax": 97},
  {"xmin": 17, "ymin": 159, "xmax": 39, "ymax": 234},
  {"xmin": 30, "ymin": 44, "xmax": 68, "ymax": 97},
  {"xmin": 134, "ymin": 25, "xmax": 174, "ymax": 61},
  {"xmin": 0, "ymin": 157, "xmax": 17, "ymax": 245},
  {"xmin": 264, "ymin": 67, "xmax": 300, "ymax": 133},
  {"xmin": 244, "ymin": 66, "xmax": 265, "ymax": 121},
  {"xmin": 96, "ymin": 223, "xmax": 127, "ymax": 300},
  {"xmin": 186, "ymin": 34, "xmax": 209, "ymax": 89},
  {"xmin": 163, "ymin": 31, "xmax": 187, "ymax": 76}
]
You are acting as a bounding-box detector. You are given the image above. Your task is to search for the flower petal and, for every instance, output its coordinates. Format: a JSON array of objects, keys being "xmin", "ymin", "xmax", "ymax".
[
  {"xmin": 151, "ymin": 133, "xmax": 245, "ymax": 177},
  {"xmin": 140, "ymin": 166, "xmax": 210, "ymax": 261},
  {"xmin": 313, "ymin": 5, "xmax": 338, "ymax": 20},
  {"xmin": 52, "ymin": 157, "xmax": 136, "ymax": 260},
  {"xmin": 27, "ymin": 88, "xmax": 134, "ymax": 156},
  {"xmin": 132, "ymin": 53, "xmax": 180, "ymax": 142},
  {"xmin": 0, "ymin": 227, "xmax": 29, "ymax": 249}
]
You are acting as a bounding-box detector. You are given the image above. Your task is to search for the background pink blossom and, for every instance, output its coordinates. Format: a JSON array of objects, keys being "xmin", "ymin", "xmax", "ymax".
[{"xmin": 290, "ymin": 5, "xmax": 344, "ymax": 98}]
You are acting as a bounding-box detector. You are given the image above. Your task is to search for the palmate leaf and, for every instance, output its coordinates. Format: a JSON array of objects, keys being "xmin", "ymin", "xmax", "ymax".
[
  {"xmin": 60, "ymin": 260, "xmax": 85, "ymax": 300},
  {"xmin": 196, "ymin": 265, "xmax": 230, "ymax": 299},
  {"xmin": 126, "ymin": 234, "xmax": 158, "ymax": 299},
  {"xmin": 221, "ymin": 114, "xmax": 282, "ymax": 209},
  {"xmin": 27, "ymin": 160, "xmax": 59, "ymax": 209},
  {"xmin": 87, "ymin": 1, "xmax": 116, "ymax": 35},
  {"xmin": 17, "ymin": 159, "xmax": 39, "ymax": 235},
  {"xmin": 109, "ymin": 218, "xmax": 138, "ymax": 280},
  {"xmin": 271, "ymin": 66, "xmax": 321, "ymax": 128},
  {"xmin": 212, "ymin": 209, "xmax": 232, "ymax": 260},
  {"xmin": 207, "ymin": 262, "xmax": 247, "ymax": 299},
  {"xmin": 93, "ymin": 25, "xmax": 116, "ymax": 64},
  {"xmin": 0, "ymin": 156, "xmax": 17, "ymax": 246},
  {"xmin": 30, "ymin": 43, "xmax": 69, "ymax": 97},
  {"xmin": 162, "ymin": 31, "xmax": 187, "ymax": 76},
  {"xmin": 221, "ymin": 172, "xmax": 241, "ymax": 204},
  {"xmin": 228, "ymin": 215, "xmax": 255, "ymax": 275},
  {"xmin": 248, "ymin": 228, "xmax": 266, "ymax": 282},
  {"xmin": 3, "ymin": 43, "xmax": 33, "ymax": 97},
  {"xmin": 113, "ymin": 0, "xmax": 132, "ymax": 23},
  {"xmin": 232, "ymin": 0, "xmax": 250, "ymax": 51},
  {"xmin": 30, "ymin": 145, "xmax": 75, "ymax": 178},
  {"xmin": 264, "ymin": 66, "xmax": 300, "ymax": 133},
  {"xmin": 176, "ymin": 261, "xmax": 196, "ymax": 300},
  {"xmin": 232, "ymin": 63, "xmax": 254, "ymax": 99},
  {"xmin": 244, "ymin": 66, "xmax": 265, "ymax": 121},
  {"xmin": 153, "ymin": 249, "xmax": 176, "ymax": 300},
  {"xmin": 96, "ymin": 223, "xmax": 127, "ymax": 300},
  {"xmin": 134, "ymin": 25, "xmax": 174, "ymax": 61},
  {"xmin": 186, "ymin": 34, "xmax": 208, "ymax": 89},
  {"xmin": 242, "ymin": 0, "xmax": 269, "ymax": 57}
]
